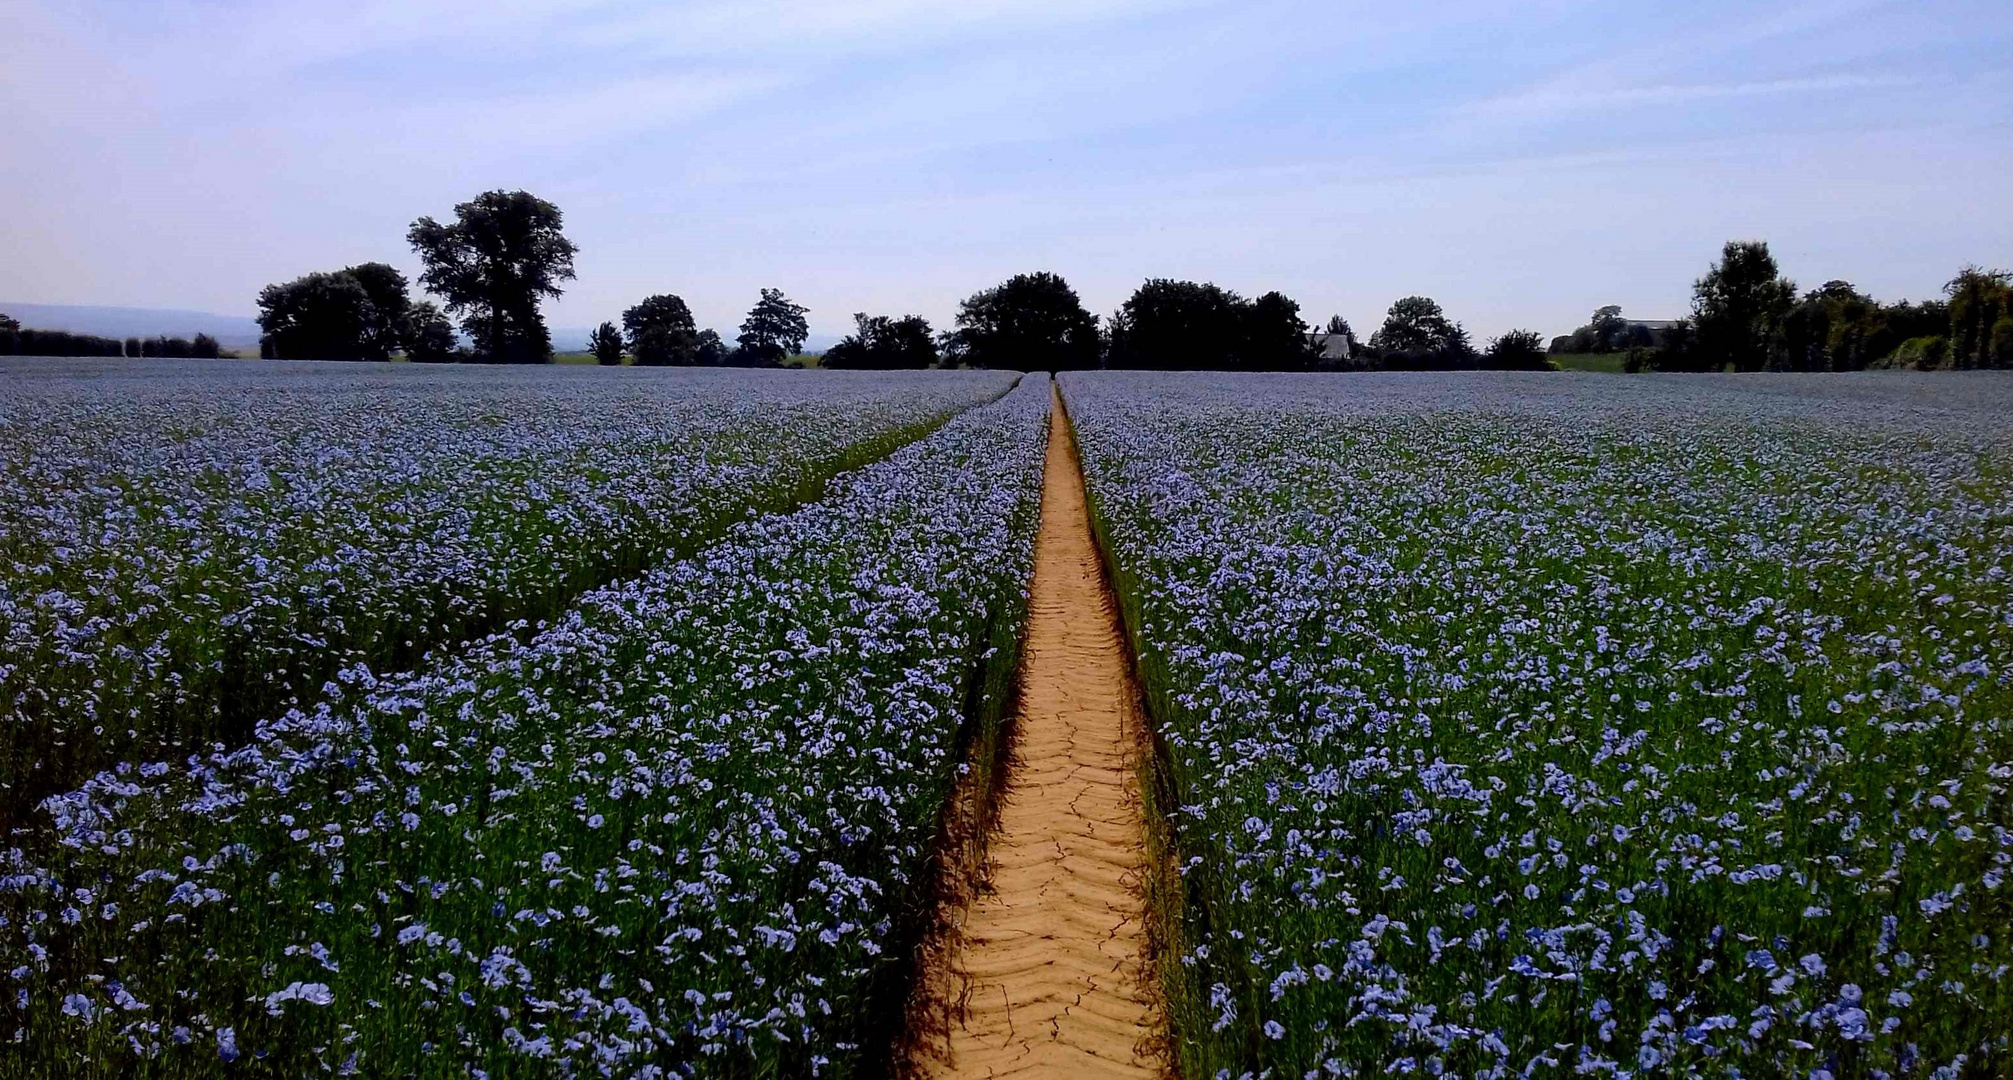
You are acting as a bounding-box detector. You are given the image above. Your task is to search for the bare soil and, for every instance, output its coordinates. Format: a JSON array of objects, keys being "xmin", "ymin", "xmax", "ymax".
[{"xmin": 913, "ymin": 382, "xmax": 1166, "ymax": 1079}]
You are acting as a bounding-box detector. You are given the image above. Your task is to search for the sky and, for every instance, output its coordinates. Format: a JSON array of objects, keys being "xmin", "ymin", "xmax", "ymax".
[{"xmin": 3, "ymin": 0, "xmax": 2010, "ymax": 341}]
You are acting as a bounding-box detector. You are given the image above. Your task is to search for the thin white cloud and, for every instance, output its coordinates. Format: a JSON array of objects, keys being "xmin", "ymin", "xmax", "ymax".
[{"xmin": 1472, "ymin": 72, "xmax": 1918, "ymax": 118}]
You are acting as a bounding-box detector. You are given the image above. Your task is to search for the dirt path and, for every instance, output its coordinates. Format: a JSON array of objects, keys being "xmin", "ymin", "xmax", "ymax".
[{"xmin": 919, "ymin": 381, "xmax": 1164, "ymax": 1079}]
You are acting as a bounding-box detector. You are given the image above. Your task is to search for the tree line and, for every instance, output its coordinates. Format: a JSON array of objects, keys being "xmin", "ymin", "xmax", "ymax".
[
  {"xmin": 0, "ymin": 315, "xmax": 222, "ymax": 359},
  {"xmin": 600, "ymin": 273, "xmax": 1550, "ymax": 372},
  {"xmin": 1553, "ymin": 241, "xmax": 2012, "ymax": 372},
  {"xmin": 234, "ymin": 190, "xmax": 2010, "ymax": 374}
]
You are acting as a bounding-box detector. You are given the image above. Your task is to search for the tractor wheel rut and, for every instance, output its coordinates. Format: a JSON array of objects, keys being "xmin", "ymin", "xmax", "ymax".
[{"xmin": 916, "ymin": 380, "xmax": 1165, "ymax": 1080}]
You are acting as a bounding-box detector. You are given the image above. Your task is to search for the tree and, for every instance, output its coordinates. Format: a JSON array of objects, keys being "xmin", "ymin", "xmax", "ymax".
[
  {"xmin": 404, "ymin": 302, "xmax": 460, "ymax": 363},
  {"xmin": 191, "ymin": 333, "xmax": 222, "ymax": 359},
  {"xmin": 1246, "ymin": 291, "xmax": 1316, "ymax": 370},
  {"xmin": 942, "ymin": 272, "xmax": 1101, "ymax": 370},
  {"xmin": 257, "ymin": 271, "xmax": 377, "ymax": 360},
  {"xmin": 823, "ymin": 313, "xmax": 939, "ymax": 369},
  {"xmin": 588, "ymin": 322, "xmax": 625, "ymax": 366},
  {"xmin": 735, "ymin": 288, "xmax": 810, "ymax": 366},
  {"xmin": 1105, "ymin": 279, "xmax": 1247, "ymax": 370},
  {"xmin": 1945, "ymin": 267, "xmax": 2012, "ymax": 369},
  {"xmin": 1588, "ymin": 305, "xmax": 1628, "ymax": 351},
  {"xmin": 408, "ymin": 190, "xmax": 577, "ymax": 364},
  {"xmin": 623, "ymin": 294, "xmax": 699, "ymax": 366},
  {"xmin": 344, "ymin": 262, "xmax": 414, "ymax": 362},
  {"xmin": 0, "ymin": 314, "xmax": 17, "ymax": 333},
  {"xmin": 695, "ymin": 329, "xmax": 729, "ymax": 366},
  {"xmin": 1483, "ymin": 330, "xmax": 1550, "ymax": 370},
  {"xmin": 1689, "ymin": 240, "xmax": 1796, "ymax": 372},
  {"xmin": 1368, "ymin": 296, "xmax": 1473, "ymax": 366}
]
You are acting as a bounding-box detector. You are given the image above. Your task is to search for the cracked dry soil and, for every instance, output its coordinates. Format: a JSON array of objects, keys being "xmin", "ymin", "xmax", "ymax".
[{"xmin": 920, "ymin": 382, "xmax": 1166, "ymax": 1079}]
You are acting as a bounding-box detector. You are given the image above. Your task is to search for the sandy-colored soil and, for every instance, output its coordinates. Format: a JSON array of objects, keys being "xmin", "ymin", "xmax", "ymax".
[{"xmin": 920, "ymin": 382, "xmax": 1165, "ymax": 1079}]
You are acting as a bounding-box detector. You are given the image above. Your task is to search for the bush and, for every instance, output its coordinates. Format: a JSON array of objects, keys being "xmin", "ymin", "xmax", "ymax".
[
  {"xmin": 1482, "ymin": 329, "xmax": 1551, "ymax": 370},
  {"xmin": 1893, "ymin": 335, "xmax": 1951, "ymax": 370},
  {"xmin": 10, "ymin": 329, "xmax": 125, "ymax": 357},
  {"xmin": 587, "ymin": 322, "xmax": 624, "ymax": 366}
]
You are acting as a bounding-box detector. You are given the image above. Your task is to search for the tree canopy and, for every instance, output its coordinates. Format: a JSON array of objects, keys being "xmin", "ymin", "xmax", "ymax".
[
  {"xmin": 1687, "ymin": 240, "xmax": 1796, "ymax": 373},
  {"xmin": 822, "ymin": 314, "xmax": 938, "ymax": 369},
  {"xmin": 1483, "ymin": 329, "xmax": 1550, "ymax": 370},
  {"xmin": 1367, "ymin": 296, "xmax": 1473, "ymax": 366},
  {"xmin": 256, "ymin": 262, "xmax": 421, "ymax": 361},
  {"xmin": 623, "ymin": 294, "xmax": 699, "ymax": 367},
  {"xmin": 404, "ymin": 302, "xmax": 461, "ymax": 363},
  {"xmin": 735, "ymin": 289, "xmax": 810, "ymax": 366},
  {"xmin": 1104, "ymin": 279, "xmax": 1314, "ymax": 370},
  {"xmin": 408, "ymin": 190, "xmax": 577, "ymax": 364},
  {"xmin": 257, "ymin": 270, "xmax": 377, "ymax": 360},
  {"xmin": 942, "ymin": 272, "xmax": 1100, "ymax": 370}
]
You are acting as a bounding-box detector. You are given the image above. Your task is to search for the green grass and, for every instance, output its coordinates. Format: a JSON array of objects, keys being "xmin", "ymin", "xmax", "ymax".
[{"xmin": 1551, "ymin": 351, "xmax": 1629, "ymax": 372}]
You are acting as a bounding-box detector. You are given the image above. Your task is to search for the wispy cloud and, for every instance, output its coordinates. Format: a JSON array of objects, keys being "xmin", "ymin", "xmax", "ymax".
[{"xmin": 1471, "ymin": 72, "xmax": 1918, "ymax": 118}]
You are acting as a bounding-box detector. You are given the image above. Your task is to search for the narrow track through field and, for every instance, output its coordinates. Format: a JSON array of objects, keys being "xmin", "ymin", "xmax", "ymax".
[{"xmin": 921, "ymin": 381, "xmax": 1165, "ymax": 1079}]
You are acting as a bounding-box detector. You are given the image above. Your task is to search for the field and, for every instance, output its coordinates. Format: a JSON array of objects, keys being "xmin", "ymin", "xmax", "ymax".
[
  {"xmin": 1063, "ymin": 370, "xmax": 2013, "ymax": 1078},
  {"xmin": 0, "ymin": 359, "xmax": 1011, "ymax": 824},
  {"xmin": 3, "ymin": 361, "xmax": 2011, "ymax": 1077}
]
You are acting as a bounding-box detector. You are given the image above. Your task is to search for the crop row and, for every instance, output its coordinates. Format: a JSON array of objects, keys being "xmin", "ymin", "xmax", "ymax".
[
  {"xmin": 0, "ymin": 370, "xmax": 1049, "ymax": 1076},
  {"xmin": 1063, "ymin": 371, "xmax": 2013, "ymax": 1079},
  {"xmin": 0, "ymin": 359, "xmax": 1015, "ymax": 822}
]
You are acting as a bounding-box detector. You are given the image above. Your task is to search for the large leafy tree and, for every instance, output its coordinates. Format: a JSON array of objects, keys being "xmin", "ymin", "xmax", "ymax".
[
  {"xmin": 1105, "ymin": 279, "xmax": 1313, "ymax": 370},
  {"xmin": 1106, "ymin": 279, "xmax": 1246, "ymax": 370},
  {"xmin": 622, "ymin": 294, "xmax": 699, "ymax": 366},
  {"xmin": 256, "ymin": 271, "xmax": 377, "ymax": 360},
  {"xmin": 735, "ymin": 288, "xmax": 810, "ymax": 366},
  {"xmin": 1688, "ymin": 240, "xmax": 1796, "ymax": 372},
  {"xmin": 1368, "ymin": 295, "xmax": 1473, "ymax": 366},
  {"xmin": 408, "ymin": 190, "xmax": 577, "ymax": 364},
  {"xmin": 943, "ymin": 272, "xmax": 1100, "ymax": 370},
  {"xmin": 256, "ymin": 263, "xmax": 419, "ymax": 361},
  {"xmin": 822, "ymin": 313, "xmax": 938, "ymax": 369}
]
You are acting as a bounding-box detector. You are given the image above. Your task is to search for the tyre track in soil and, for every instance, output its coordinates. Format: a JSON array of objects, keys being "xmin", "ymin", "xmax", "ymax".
[{"xmin": 915, "ymin": 380, "xmax": 1166, "ymax": 1079}]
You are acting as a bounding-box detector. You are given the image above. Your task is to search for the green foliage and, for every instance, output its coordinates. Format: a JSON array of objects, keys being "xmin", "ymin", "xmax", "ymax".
[
  {"xmin": 1551, "ymin": 305, "xmax": 1657, "ymax": 355},
  {"xmin": 1366, "ymin": 295, "xmax": 1475, "ymax": 367},
  {"xmin": 403, "ymin": 301, "xmax": 460, "ymax": 363},
  {"xmin": 1482, "ymin": 328, "xmax": 1551, "ymax": 370},
  {"xmin": 1894, "ymin": 335, "xmax": 1951, "ymax": 370},
  {"xmin": 257, "ymin": 271, "xmax": 375, "ymax": 360},
  {"xmin": 695, "ymin": 328, "xmax": 728, "ymax": 366},
  {"xmin": 1688, "ymin": 240, "xmax": 1797, "ymax": 372},
  {"xmin": 623, "ymin": 294, "xmax": 699, "ymax": 366},
  {"xmin": 942, "ymin": 271, "xmax": 1101, "ymax": 370},
  {"xmin": 408, "ymin": 190, "xmax": 577, "ymax": 364},
  {"xmin": 587, "ymin": 321, "xmax": 624, "ymax": 365},
  {"xmin": 1945, "ymin": 266, "xmax": 2012, "ymax": 369},
  {"xmin": 1104, "ymin": 280, "xmax": 1315, "ymax": 371},
  {"xmin": 0, "ymin": 328, "xmax": 125, "ymax": 357},
  {"xmin": 735, "ymin": 288, "xmax": 811, "ymax": 366},
  {"xmin": 823, "ymin": 313, "xmax": 939, "ymax": 369}
]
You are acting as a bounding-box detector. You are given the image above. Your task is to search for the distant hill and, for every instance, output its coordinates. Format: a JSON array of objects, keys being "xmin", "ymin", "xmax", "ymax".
[{"xmin": 0, "ymin": 304, "xmax": 263, "ymax": 349}]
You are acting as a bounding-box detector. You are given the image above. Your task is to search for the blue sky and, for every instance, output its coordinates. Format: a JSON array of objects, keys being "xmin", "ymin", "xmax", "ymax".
[{"xmin": 3, "ymin": 0, "xmax": 2009, "ymax": 340}]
